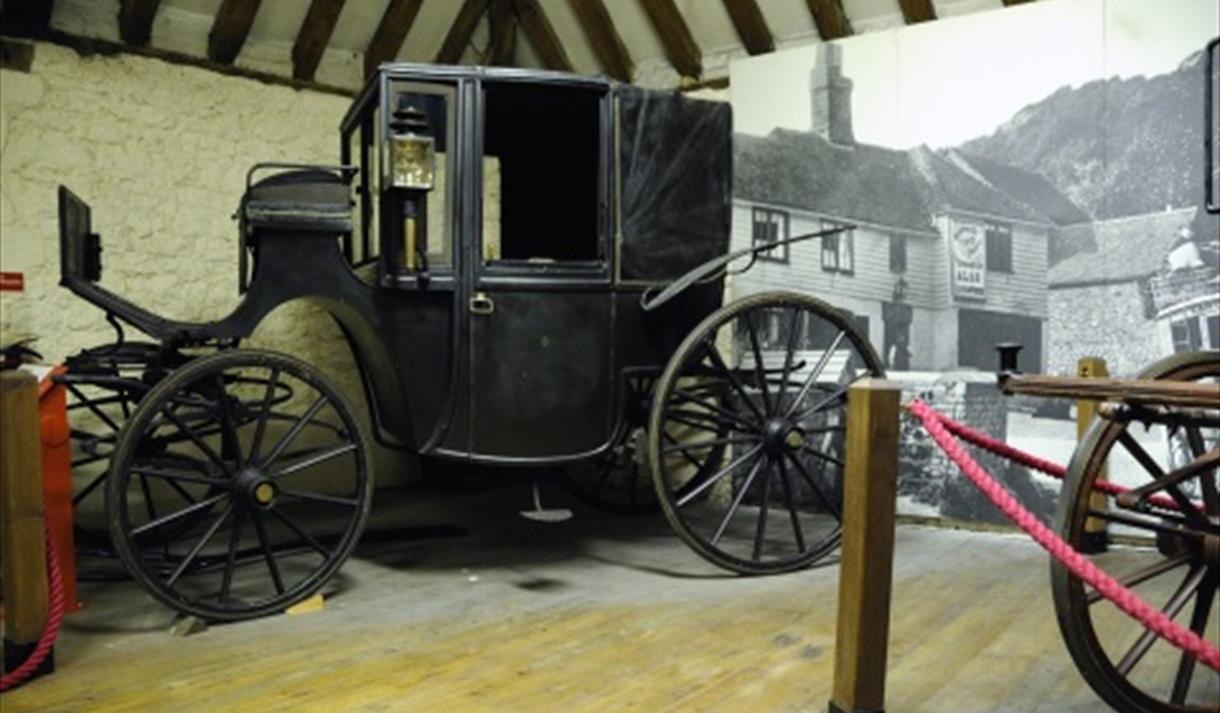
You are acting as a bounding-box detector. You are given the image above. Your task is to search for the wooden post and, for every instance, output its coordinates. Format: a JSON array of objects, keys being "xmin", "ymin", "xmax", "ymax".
[
  {"xmin": 829, "ymin": 379, "xmax": 901, "ymax": 713},
  {"xmin": 1, "ymin": 370, "xmax": 50, "ymax": 670},
  {"xmin": 1077, "ymin": 356, "xmax": 1109, "ymax": 554}
]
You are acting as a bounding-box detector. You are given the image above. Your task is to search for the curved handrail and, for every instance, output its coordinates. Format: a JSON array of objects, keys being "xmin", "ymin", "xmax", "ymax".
[{"xmin": 640, "ymin": 224, "xmax": 855, "ymax": 312}]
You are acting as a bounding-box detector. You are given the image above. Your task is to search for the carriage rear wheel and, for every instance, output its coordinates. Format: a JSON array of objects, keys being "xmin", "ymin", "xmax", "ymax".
[
  {"xmin": 1051, "ymin": 350, "xmax": 1219, "ymax": 713},
  {"xmin": 648, "ymin": 291, "xmax": 884, "ymax": 574},
  {"xmin": 106, "ymin": 349, "xmax": 372, "ymax": 621}
]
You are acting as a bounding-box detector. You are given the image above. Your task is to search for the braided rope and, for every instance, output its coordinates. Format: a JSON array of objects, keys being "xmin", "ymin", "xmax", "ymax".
[
  {"xmin": 910, "ymin": 400, "xmax": 1220, "ymax": 673},
  {"xmin": 0, "ymin": 521, "xmax": 66, "ymax": 691},
  {"xmin": 928, "ymin": 405, "xmax": 1191, "ymax": 513}
]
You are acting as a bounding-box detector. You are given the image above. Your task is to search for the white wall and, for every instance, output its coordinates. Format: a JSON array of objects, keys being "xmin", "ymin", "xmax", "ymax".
[{"xmin": 0, "ymin": 41, "xmax": 409, "ymax": 481}]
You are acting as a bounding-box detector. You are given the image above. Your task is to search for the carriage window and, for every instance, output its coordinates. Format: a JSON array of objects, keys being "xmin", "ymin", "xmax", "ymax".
[{"xmin": 482, "ymin": 83, "xmax": 602, "ymax": 264}]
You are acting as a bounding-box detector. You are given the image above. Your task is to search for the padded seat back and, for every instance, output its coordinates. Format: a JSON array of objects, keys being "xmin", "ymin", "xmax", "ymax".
[{"xmin": 243, "ymin": 169, "xmax": 352, "ymax": 234}]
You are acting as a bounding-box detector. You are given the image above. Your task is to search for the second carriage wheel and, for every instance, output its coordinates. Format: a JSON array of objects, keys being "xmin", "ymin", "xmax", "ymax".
[
  {"xmin": 1051, "ymin": 349, "xmax": 1219, "ymax": 713},
  {"xmin": 648, "ymin": 291, "xmax": 885, "ymax": 574},
  {"xmin": 106, "ymin": 349, "xmax": 373, "ymax": 621}
]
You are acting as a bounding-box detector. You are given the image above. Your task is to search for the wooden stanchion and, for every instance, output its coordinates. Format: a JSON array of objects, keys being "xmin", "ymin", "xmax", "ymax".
[
  {"xmin": 828, "ymin": 379, "xmax": 901, "ymax": 713},
  {"xmin": 1077, "ymin": 357, "xmax": 1109, "ymax": 554},
  {"xmin": 1, "ymin": 369, "xmax": 51, "ymax": 673}
]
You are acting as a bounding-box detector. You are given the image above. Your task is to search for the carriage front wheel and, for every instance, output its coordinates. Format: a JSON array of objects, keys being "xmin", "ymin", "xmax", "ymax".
[
  {"xmin": 106, "ymin": 349, "xmax": 373, "ymax": 621},
  {"xmin": 1051, "ymin": 349, "xmax": 1219, "ymax": 713},
  {"xmin": 648, "ymin": 291, "xmax": 885, "ymax": 574}
]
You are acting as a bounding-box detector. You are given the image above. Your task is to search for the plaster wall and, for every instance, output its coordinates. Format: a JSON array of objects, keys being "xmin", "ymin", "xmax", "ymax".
[{"xmin": 0, "ymin": 41, "xmax": 410, "ymax": 480}]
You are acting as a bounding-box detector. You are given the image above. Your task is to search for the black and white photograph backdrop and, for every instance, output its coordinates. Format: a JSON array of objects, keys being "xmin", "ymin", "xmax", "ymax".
[{"xmin": 727, "ymin": 0, "xmax": 1219, "ymax": 524}]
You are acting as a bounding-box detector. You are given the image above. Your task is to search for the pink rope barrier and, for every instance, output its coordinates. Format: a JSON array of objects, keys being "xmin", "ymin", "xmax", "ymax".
[
  {"xmin": 909, "ymin": 400, "xmax": 1220, "ymax": 673},
  {"xmin": 0, "ymin": 521, "xmax": 66, "ymax": 692},
  {"xmin": 926, "ymin": 405, "xmax": 1190, "ymax": 513}
]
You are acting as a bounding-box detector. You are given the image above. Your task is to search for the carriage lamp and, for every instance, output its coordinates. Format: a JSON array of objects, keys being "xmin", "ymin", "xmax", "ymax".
[
  {"xmin": 388, "ymin": 102, "xmax": 435, "ymax": 191},
  {"xmin": 388, "ymin": 98, "xmax": 434, "ymax": 275}
]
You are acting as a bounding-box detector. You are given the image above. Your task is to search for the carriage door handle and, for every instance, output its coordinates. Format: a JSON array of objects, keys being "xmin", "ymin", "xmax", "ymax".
[{"xmin": 470, "ymin": 292, "xmax": 495, "ymax": 315}]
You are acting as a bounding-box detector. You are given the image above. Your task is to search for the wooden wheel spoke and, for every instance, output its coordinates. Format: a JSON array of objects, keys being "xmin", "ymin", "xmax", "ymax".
[
  {"xmin": 262, "ymin": 395, "xmax": 328, "ymax": 469},
  {"xmin": 785, "ymin": 451, "xmax": 841, "ymax": 520},
  {"xmin": 744, "ymin": 312, "xmax": 773, "ymax": 414},
  {"xmin": 701, "ymin": 341, "xmax": 766, "ymax": 423},
  {"xmin": 1086, "ymin": 509, "xmax": 1203, "ymax": 541},
  {"xmin": 1086, "ymin": 554, "xmax": 1192, "ymax": 605},
  {"xmin": 677, "ymin": 444, "xmax": 763, "ymax": 507},
  {"xmin": 269, "ymin": 508, "xmax": 332, "ymax": 559},
  {"xmin": 662, "ymin": 430, "xmax": 707, "ymax": 470},
  {"xmin": 72, "ymin": 471, "xmax": 109, "ymax": 506},
  {"xmin": 273, "ymin": 443, "xmax": 357, "ymax": 479},
  {"xmin": 218, "ymin": 509, "xmax": 246, "ymax": 603},
  {"xmin": 248, "ymin": 367, "xmax": 280, "ymax": 463},
  {"xmin": 279, "ymin": 490, "xmax": 359, "ymax": 508},
  {"xmin": 671, "ymin": 389, "xmax": 758, "ymax": 432},
  {"xmin": 251, "ymin": 510, "xmax": 285, "ymax": 595},
  {"xmin": 664, "ymin": 409, "xmax": 736, "ymax": 434},
  {"xmin": 790, "ymin": 380, "xmax": 852, "ymax": 423},
  {"xmin": 161, "ymin": 405, "xmax": 229, "ymax": 474},
  {"xmin": 776, "ymin": 456, "xmax": 807, "ymax": 552},
  {"xmin": 777, "ymin": 307, "xmax": 800, "ymax": 414},
  {"xmin": 213, "ymin": 374, "xmax": 242, "ymax": 469},
  {"xmin": 1118, "ymin": 431, "xmax": 1211, "ymax": 530},
  {"xmin": 752, "ymin": 459, "xmax": 773, "ymax": 561},
  {"xmin": 660, "ymin": 435, "xmax": 754, "ymax": 455},
  {"xmin": 711, "ymin": 456, "xmax": 766, "ymax": 546},
  {"xmin": 1169, "ymin": 575, "xmax": 1217, "ymax": 703},
  {"xmin": 132, "ymin": 493, "xmax": 227, "ymax": 537},
  {"xmin": 1119, "ymin": 450, "xmax": 1217, "ymax": 512},
  {"xmin": 800, "ymin": 445, "xmax": 845, "ymax": 468},
  {"xmin": 784, "ymin": 330, "xmax": 846, "ymax": 420},
  {"xmin": 130, "ymin": 465, "xmax": 228, "ymax": 487},
  {"xmin": 166, "ymin": 504, "xmax": 234, "ymax": 586},
  {"xmin": 1115, "ymin": 565, "xmax": 1207, "ymax": 676},
  {"xmin": 66, "ymin": 382, "xmax": 122, "ymax": 433}
]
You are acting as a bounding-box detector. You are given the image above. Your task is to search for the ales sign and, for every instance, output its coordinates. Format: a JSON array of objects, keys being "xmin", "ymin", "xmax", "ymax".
[{"xmin": 950, "ymin": 221, "xmax": 985, "ymax": 300}]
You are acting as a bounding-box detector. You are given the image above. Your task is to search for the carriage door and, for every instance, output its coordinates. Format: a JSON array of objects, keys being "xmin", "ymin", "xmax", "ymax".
[{"xmin": 465, "ymin": 79, "xmax": 613, "ymax": 459}]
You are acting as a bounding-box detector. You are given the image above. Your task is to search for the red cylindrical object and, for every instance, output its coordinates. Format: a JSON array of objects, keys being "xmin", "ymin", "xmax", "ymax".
[{"xmin": 37, "ymin": 367, "xmax": 79, "ymax": 614}]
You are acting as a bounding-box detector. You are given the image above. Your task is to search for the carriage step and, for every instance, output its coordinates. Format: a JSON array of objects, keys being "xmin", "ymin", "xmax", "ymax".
[{"xmin": 520, "ymin": 478, "xmax": 573, "ymax": 523}]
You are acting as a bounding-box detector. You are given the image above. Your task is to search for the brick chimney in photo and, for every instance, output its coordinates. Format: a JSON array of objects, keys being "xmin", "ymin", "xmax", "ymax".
[{"xmin": 811, "ymin": 43, "xmax": 855, "ymax": 147}]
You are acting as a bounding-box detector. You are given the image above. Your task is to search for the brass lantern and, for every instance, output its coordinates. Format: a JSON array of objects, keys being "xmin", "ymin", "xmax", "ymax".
[{"xmin": 388, "ymin": 103, "xmax": 435, "ymax": 191}]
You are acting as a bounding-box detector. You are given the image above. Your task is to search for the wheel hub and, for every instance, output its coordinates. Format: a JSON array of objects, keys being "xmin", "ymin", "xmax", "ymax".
[
  {"xmin": 763, "ymin": 418, "xmax": 804, "ymax": 456},
  {"xmin": 235, "ymin": 468, "xmax": 278, "ymax": 509}
]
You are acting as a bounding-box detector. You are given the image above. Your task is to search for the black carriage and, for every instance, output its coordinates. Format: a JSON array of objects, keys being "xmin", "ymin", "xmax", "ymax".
[{"xmin": 57, "ymin": 64, "xmax": 882, "ymax": 621}]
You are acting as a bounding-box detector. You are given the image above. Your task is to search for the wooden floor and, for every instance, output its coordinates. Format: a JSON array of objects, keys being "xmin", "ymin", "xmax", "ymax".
[{"xmin": 1, "ymin": 480, "xmax": 1148, "ymax": 712}]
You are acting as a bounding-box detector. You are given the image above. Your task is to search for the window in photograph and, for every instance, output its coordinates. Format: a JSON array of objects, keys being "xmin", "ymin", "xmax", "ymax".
[
  {"xmin": 752, "ymin": 208, "xmax": 789, "ymax": 263},
  {"xmin": 1171, "ymin": 317, "xmax": 1204, "ymax": 353},
  {"xmin": 821, "ymin": 221, "xmax": 854, "ymax": 275},
  {"xmin": 889, "ymin": 234, "xmax": 907, "ymax": 274},
  {"xmin": 986, "ymin": 222, "xmax": 1013, "ymax": 273}
]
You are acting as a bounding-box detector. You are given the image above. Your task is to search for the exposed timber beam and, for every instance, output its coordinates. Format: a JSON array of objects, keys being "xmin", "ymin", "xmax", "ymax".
[
  {"xmin": 1001, "ymin": 0, "xmax": 1036, "ymax": 5},
  {"xmin": 207, "ymin": 0, "xmax": 262, "ymax": 65},
  {"xmin": 638, "ymin": 0, "xmax": 701, "ymax": 78},
  {"xmin": 118, "ymin": 0, "xmax": 161, "ymax": 46},
  {"xmin": 436, "ymin": 0, "xmax": 486, "ymax": 65},
  {"xmin": 896, "ymin": 0, "xmax": 936, "ymax": 24},
  {"xmin": 804, "ymin": 0, "xmax": 853, "ymax": 40},
  {"xmin": 363, "ymin": 0, "xmax": 422, "ymax": 77},
  {"xmin": 722, "ymin": 0, "xmax": 773, "ymax": 55},
  {"xmin": 517, "ymin": 0, "xmax": 572, "ymax": 71},
  {"xmin": 1, "ymin": 1, "xmax": 55, "ymax": 31},
  {"xmin": 293, "ymin": 0, "xmax": 344, "ymax": 80},
  {"xmin": 569, "ymin": 0, "xmax": 633, "ymax": 81},
  {"xmin": 488, "ymin": 0, "xmax": 516, "ymax": 66}
]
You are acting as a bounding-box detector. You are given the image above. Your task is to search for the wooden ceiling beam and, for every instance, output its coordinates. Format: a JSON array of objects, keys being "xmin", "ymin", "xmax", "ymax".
[
  {"xmin": 207, "ymin": 0, "xmax": 262, "ymax": 65},
  {"xmin": 118, "ymin": 0, "xmax": 161, "ymax": 46},
  {"xmin": 488, "ymin": 0, "xmax": 517, "ymax": 66},
  {"xmin": 517, "ymin": 0, "xmax": 573, "ymax": 72},
  {"xmin": 1001, "ymin": 0, "xmax": 1035, "ymax": 5},
  {"xmin": 638, "ymin": 0, "xmax": 701, "ymax": 79},
  {"xmin": 722, "ymin": 0, "xmax": 773, "ymax": 55},
  {"xmin": 896, "ymin": 0, "xmax": 936, "ymax": 24},
  {"xmin": 2, "ymin": 0, "xmax": 55, "ymax": 31},
  {"xmin": 569, "ymin": 0, "xmax": 633, "ymax": 81},
  {"xmin": 363, "ymin": 0, "xmax": 423, "ymax": 77},
  {"xmin": 436, "ymin": 0, "xmax": 486, "ymax": 65},
  {"xmin": 804, "ymin": 0, "xmax": 852, "ymax": 40},
  {"xmin": 293, "ymin": 0, "xmax": 344, "ymax": 80}
]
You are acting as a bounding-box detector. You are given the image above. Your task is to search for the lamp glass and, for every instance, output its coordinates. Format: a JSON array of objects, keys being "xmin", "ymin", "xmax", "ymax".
[{"xmin": 390, "ymin": 134, "xmax": 435, "ymax": 190}]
